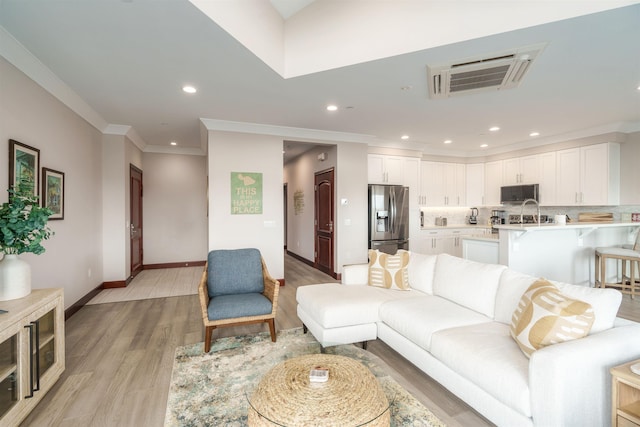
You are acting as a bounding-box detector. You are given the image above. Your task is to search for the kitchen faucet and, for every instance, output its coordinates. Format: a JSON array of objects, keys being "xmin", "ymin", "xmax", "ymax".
[{"xmin": 520, "ymin": 198, "xmax": 541, "ymax": 226}]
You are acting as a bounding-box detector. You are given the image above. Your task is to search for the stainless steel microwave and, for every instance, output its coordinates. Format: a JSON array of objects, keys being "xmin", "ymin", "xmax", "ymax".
[{"xmin": 500, "ymin": 184, "xmax": 539, "ymax": 204}]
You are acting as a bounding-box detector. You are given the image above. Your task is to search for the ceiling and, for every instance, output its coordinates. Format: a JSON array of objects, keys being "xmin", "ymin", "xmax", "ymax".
[{"xmin": 1, "ymin": 1, "xmax": 639, "ymax": 161}]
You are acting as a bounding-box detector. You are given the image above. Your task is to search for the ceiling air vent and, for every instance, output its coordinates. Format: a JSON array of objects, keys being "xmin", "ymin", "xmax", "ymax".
[{"xmin": 427, "ymin": 43, "xmax": 546, "ymax": 99}]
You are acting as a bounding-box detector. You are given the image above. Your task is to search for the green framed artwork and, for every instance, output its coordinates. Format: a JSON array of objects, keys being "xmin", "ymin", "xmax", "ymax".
[
  {"xmin": 9, "ymin": 139, "xmax": 40, "ymax": 199},
  {"xmin": 42, "ymin": 168, "xmax": 65, "ymax": 220},
  {"xmin": 231, "ymin": 172, "xmax": 262, "ymax": 215}
]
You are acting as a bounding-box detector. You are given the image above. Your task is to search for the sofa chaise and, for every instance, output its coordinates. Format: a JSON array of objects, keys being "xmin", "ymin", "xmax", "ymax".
[{"xmin": 296, "ymin": 252, "xmax": 640, "ymax": 427}]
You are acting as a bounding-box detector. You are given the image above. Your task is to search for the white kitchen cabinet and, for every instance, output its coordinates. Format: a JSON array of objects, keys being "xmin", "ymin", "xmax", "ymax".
[
  {"xmin": 367, "ymin": 154, "xmax": 404, "ymax": 184},
  {"xmin": 484, "ymin": 160, "xmax": 503, "ymax": 206},
  {"xmin": 556, "ymin": 143, "xmax": 620, "ymax": 206},
  {"xmin": 503, "ymin": 154, "xmax": 541, "ymax": 185},
  {"xmin": 538, "ymin": 151, "xmax": 557, "ymax": 206},
  {"xmin": 0, "ymin": 289, "xmax": 64, "ymax": 426},
  {"xmin": 465, "ymin": 163, "xmax": 485, "ymax": 207},
  {"xmin": 415, "ymin": 228, "xmax": 484, "ymax": 257},
  {"xmin": 420, "ymin": 162, "xmax": 465, "ymax": 206}
]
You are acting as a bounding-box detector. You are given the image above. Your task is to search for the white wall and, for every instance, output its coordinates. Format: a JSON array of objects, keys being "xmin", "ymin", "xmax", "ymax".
[
  {"xmin": 0, "ymin": 57, "xmax": 103, "ymax": 308},
  {"xmin": 208, "ymin": 131, "xmax": 284, "ymax": 279},
  {"xmin": 101, "ymin": 135, "xmax": 126, "ymax": 282},
  {"xmin": 142, "ymin": 152, "xmax": 208, "ymax": 264},
  {"xmin": 621, "ymin": 131, "xmax": 640, "ymax": 205},
  {"xmin": 335, "ymin": 142, "xmax": 369, "ymax": 270}
]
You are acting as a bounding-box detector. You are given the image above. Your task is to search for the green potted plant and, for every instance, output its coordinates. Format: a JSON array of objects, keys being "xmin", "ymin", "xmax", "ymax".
[{"xmin": 0, "ymin": 188, "xmax": 54, "ymax": 301}]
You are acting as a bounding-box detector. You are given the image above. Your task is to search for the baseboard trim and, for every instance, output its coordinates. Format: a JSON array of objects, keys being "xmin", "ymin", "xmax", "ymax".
[
  {"xmin": 65, "ymin": 284, "xmax": 102, "ymax": 320},
  {"xmin": 277, "ymin": 278, "xmax": 285, "ymax": 287},
  {"xmin": 103, "ymin": 280, "xmax": 126, "ymax": 289},
  {"xmin": 143, "ymin": 260, "xmax": 206, "ymax": 269}
]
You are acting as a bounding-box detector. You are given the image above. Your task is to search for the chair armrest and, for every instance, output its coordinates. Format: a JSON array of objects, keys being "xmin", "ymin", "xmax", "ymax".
[
  {"xmin": 529, "ymin": 323, "xmax": 640, "ymax": 427},
  {"xmin": 261, "ymin": 258, "xmax": 280, "ymax": 315},
  {"xmin": 198, "ymin": 264, "xmax": 210, "ymax": 321},
  {"xmin": 341, "ymin": 263, "xmax": 369, "ymax": 286}
]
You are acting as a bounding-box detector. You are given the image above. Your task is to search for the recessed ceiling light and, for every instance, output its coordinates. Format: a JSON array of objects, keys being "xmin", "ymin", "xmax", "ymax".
[
  {"xmin": 489, "ymin": 126, "xmax": 500, "ymax": 132},
  {"xmin": 443, "ymin": 139, "xmax": 452, "ymax": 144},
  {"xmin": 326, "ymin": 105, "xmax": 338, "ymax": 111},
  {"xmin": 170, "ymin": 141, "xmax": 177, "ymax": 146},
  {"xmin": 401, "ymin": 135, "xmax": 409, "ymax": 140},
  {"xmin": 480, "ymin": 144, "xmax": 489, "ymax": 148},
  {"xmin": 529, "ymin": 132, "xmax": 540, "ymax": 137},
  {"xmin": 182, "ymin": 85, "xmax": 197, "ymax": 94}
]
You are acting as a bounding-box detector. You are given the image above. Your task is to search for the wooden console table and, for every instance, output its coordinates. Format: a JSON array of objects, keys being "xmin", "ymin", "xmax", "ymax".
[
  {"xmin": 611, "ymin": 359, "xmax": 640, "ymax": 427},
  {"xmin": 0, "ymin": 288, "xmax": 65, "ymax": 425}
]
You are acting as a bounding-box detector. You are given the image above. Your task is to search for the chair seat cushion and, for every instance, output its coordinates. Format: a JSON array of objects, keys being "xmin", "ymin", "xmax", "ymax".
[{"xmin": 207, "ymin": 293, "xmax": 272, "ymax": 321}]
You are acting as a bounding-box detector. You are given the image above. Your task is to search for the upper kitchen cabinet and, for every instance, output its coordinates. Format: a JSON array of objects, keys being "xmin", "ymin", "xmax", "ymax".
[
  {"xmin": 503, "ymin": 154, "xmax": 541, "ymax": 185},
  {"xmin": 368, "ymin": 154, "xmax": 404, "ymax": 184},
  {"xmin": 484, "ymin": 160, "xmax": 503, "ymax": 206},
  {"xmin": 503, "ymin": 153, "xmax": 557, "ymax": 206},
  {"xmin": 420, "ymin": 162, "xmax": 465, "ymax": 206},
  {"xmin": 556, "ymin": 143, "xmax": 620, "ymax": 206},
  {"xmin": 538, "ymin": 151, "xmax": 557, "ymax": 206},
  {"xmin": 465, "ymin": 163, "xmax": 485, "ymax": 207}
]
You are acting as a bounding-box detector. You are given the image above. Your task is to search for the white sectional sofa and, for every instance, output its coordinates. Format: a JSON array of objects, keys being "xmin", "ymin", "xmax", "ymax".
[{"xmin": 296, "ymin": 253, "xmax": 640, "ymax": 427}]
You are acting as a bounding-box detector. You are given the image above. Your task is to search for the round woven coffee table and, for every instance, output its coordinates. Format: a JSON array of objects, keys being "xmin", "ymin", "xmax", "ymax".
[{"xmin": 247, "ymin": 354, "xmax": 390, "ymax": 426}]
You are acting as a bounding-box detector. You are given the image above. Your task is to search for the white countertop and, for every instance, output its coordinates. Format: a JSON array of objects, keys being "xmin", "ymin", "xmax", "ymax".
[
  {"xmin": 495, "ymin": 221, "xmax": 640, "ymax": 232},
  {"xmin": 421, "ymin": 224, "xmax": 491, "ymax": 231},
  {"xmin": 461, "ymin": 234, "xmax": 499, "ymax": 243}
]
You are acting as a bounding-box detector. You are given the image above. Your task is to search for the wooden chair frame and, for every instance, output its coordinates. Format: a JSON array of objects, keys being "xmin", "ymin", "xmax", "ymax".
[{"xmin": 198, "ymin": 257, "xmax": 280, "ymax": 353}]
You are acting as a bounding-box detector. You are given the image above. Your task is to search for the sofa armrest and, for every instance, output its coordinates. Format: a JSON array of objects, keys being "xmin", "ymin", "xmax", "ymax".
[
  {"xmin": 529, "ymin": 323, "xmax": 640, "ymax": 427},
  {"xmin": 341, "ymin": 263, "xmax": 369, "ymax": 286}
]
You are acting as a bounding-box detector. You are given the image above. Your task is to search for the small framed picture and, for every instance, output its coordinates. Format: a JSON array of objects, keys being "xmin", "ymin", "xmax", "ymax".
[
  {"xmin": 9, "ymin": 139, "xmax": 40, "ymax": 199},
  {"xmin": 42, "ymin": 168, "xmax": 65, "ymax": 220}
]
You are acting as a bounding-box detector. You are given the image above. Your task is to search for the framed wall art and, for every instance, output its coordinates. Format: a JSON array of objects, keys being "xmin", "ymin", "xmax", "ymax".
[
  {"xmin": 9, "ymin": 139, "xmax": 40, "ymax": 199},
  {"xmin": 42, "ymin": 168, "xmax": 65, "ymax": 219}
]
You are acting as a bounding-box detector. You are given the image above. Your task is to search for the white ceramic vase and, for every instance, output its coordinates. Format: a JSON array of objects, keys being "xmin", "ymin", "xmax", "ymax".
[{"xmin": 0, "ymin": 254, "xmax": 32, "ymax": 301}]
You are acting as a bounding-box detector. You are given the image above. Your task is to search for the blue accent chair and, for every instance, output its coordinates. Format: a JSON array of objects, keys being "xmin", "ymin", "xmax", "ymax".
[{"xmin": 198, "ymin": 248, "xmax": 280, "ymax": 352}]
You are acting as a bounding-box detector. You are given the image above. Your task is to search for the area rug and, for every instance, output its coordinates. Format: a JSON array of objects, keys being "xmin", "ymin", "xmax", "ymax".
[{"xmin": 165, "ymin": 328, "xmax": 445, "ymax": 426}]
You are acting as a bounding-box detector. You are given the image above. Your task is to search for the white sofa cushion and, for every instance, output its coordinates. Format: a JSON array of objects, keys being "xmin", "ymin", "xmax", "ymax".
[
  {"xmin": 551, "ymin": 280, "xmax": 621, "ymax": 334},
  {"xmin": 430, "ymin": 322, "xmax": 532, "ymax": 418},
  {"xmin": 296, "ymin": 283, "xmax": 414, "ymax": 328},
  {"xmin": 407, "ymin": 252, "xmax": 437, "ymax": 294},
  {"xmin": 494, "ymin": 269, "xmax": 538, "ymax": 325},
  {"xmin": 433, "ymin": 253, "xmax": 506, "ymax": 318},
  {"xmin": 378, "ymin": 295, "xmax": 491, "ymax": 351}
]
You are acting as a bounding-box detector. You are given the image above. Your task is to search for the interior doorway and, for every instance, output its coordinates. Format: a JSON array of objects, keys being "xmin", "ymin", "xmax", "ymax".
[
  {"xmin": 314, "ymin": 168, "xmax": 335, "ymax": 276},
  {"xmin": 130, "ymin": 164, "xmax": 143, "ymax": 279}
]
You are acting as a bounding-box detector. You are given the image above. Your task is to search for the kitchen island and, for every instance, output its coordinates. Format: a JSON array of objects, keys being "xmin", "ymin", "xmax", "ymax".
[
  {"xmin": 461, "ymin": 233, "xmax": 500, "ymax": 264},
  {"xmin": 496, "ymin": 221, "xmax": 640, "ymax": 286}
]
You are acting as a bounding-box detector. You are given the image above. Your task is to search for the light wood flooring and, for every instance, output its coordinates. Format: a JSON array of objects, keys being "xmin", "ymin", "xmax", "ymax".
[
  {"xmin": 21, "ymin": 255, "xmax": 640, "ymax": 427},
  {"xmin": 86, "ymin": 266, "xmax": 202, "ymax": 305}
]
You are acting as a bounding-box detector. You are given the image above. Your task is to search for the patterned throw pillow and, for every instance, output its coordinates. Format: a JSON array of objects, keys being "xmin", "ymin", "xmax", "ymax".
[
  {"xmin": 510, "ymin": 279, "xmax": 595, "ymax": 357},
  {"xmin": 368, "ymin": 249, "xmax": 411, "ymax": 290}
]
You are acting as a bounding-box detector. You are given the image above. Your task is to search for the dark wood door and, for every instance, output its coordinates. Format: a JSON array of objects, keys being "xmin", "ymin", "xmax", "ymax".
[
  {"xmin": 315, "ymin": 168, "xmax": 334, "ymax": 276},
  {"xmin": 130, "ymin": 165, "xmax": 143, "ymax": 279}
]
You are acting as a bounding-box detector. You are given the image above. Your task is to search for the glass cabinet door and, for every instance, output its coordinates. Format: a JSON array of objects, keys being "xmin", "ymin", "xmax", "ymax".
[
  {"xmin": 38, "ymin": 310, "xmax": 56, "ymax": 377},
  {"xmin": 26, "ymin": 309, "xmax": 56, "ymax": 395},
  {"xmin": 0, "ymin": 334, "xmax": 18, "ymax": 417}
]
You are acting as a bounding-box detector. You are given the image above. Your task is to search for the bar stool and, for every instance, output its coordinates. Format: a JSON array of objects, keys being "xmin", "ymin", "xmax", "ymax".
[{"xmin": 595, "ymin": 231, "xmax": 640, "ymax": 299}]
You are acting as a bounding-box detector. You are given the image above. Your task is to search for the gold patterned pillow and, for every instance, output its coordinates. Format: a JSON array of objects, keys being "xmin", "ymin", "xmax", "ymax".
[
  {"xmin": 510, "ymin": 279, "xmax": 595, "ymax": 357},
  {"xmin": 368, "ymin": 249, "xmax": 411, "ymax": 290}
]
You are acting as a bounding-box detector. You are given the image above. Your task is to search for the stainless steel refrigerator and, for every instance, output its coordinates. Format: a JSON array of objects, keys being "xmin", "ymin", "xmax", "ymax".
[{"xmin": 368, "ymin": 184, "xmax": 409, "ymax": 254}]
